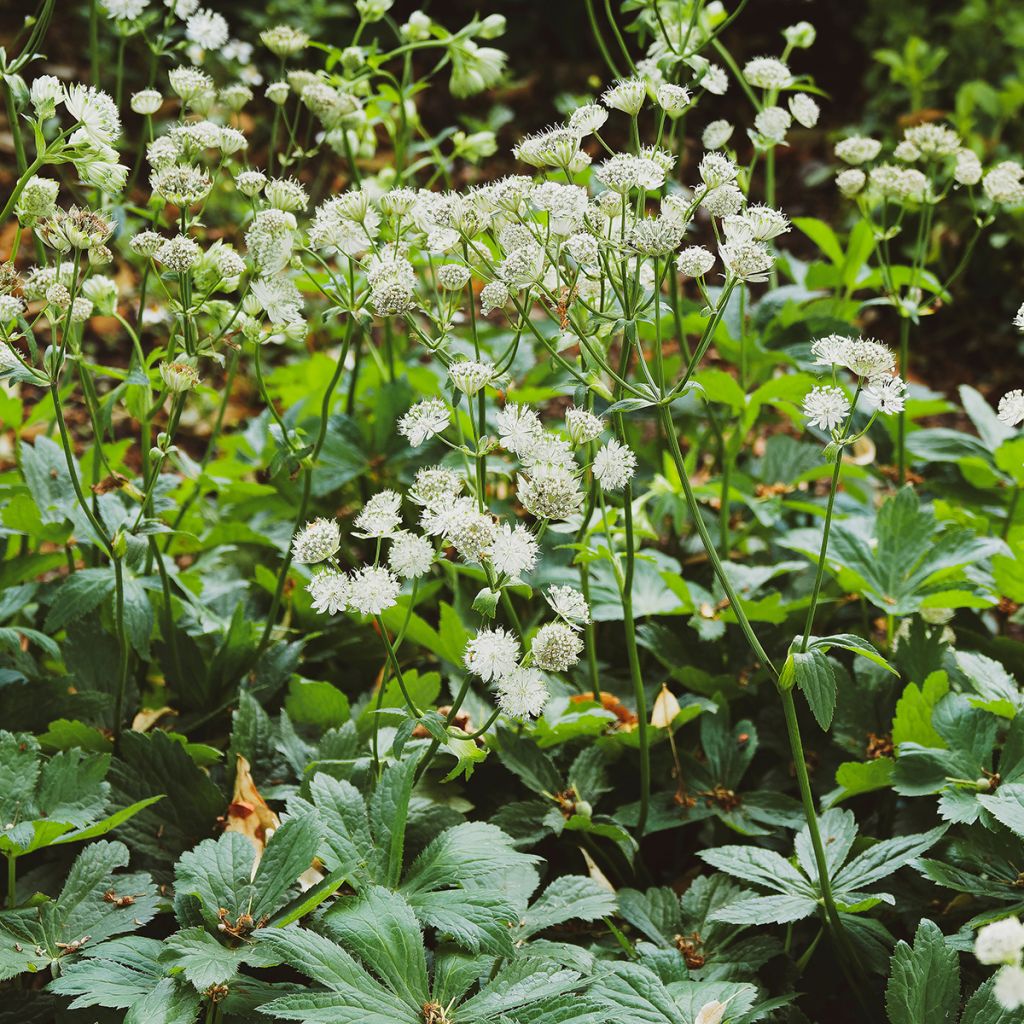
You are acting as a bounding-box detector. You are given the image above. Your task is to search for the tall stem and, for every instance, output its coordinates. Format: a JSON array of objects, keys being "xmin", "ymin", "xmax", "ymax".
[
  {"xmin": 896, "ymin": 315, "xmax": 910, "ymax": 485},
  {"xmin": 658, "ymin": 404, "xmax": 856, "ymax": 958},
  {"xmin": 799, "ymin": 454, "xmax": 843, "ymax": 651},
  {"xmin": 620, "ymin": 483, "xmax": 649, "ymax": 834}
]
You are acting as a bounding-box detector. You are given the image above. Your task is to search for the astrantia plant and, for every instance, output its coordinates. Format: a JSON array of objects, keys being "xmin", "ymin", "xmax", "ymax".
[{"xmin": 2, "ymin": 0, "xmax": 1024, "ymax": 1020}]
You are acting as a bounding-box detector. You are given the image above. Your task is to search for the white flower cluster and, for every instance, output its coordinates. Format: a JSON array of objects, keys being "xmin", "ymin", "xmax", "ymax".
[
  {"xmin": 804, "ymin": 335, "xmax": 907, "ymax": 433},
  {"xmin": 975, "ymin": 917, "xmax": 1024, "ymax": 1010},
  {"xmin": 834, "ymin": 123, "xmax": 1024, "ymax": 208}
]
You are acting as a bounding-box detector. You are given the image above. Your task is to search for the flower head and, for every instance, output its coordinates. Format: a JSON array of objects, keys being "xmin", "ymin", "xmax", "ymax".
[
  {"xmin": 998, "ymin": 389, "xmax": 1024, "ymax": 428},
  {"xmin": 496, "ymin": 667, "xmax": 549, "ymax": 720},
  {"xmin": 399, "ymin": 398, "xmax": 450, "ymax": 447},
  {"xmin": 388, "ymin": 531, "xmax": 434, "ymax": 579},
  {"xmin": 803, "ymin": 385, "xmax": 850, "ymax": 432},
  {"xmin": 532, "ymin": 621, "xmax": 584, "ymax": 672},
  {"xmin": 487, "ymin": 523, "xmax": 538, "ymax": 579},
  {"xmin": 307, "ymin": 569, "xmax": 350, "ymax": 614},
  {"xmin": 546, "ymin": 585, "xmax": 591, "ymax": 626},
  {"xmin": 292, "ymin": 518, "xmax": 341, "ymax": 563},
  {"xmin": 593, "ymin": 439, "xmax": 637, "ymax": 490},
  {"xmin": 464, "ymin": 626, "xmax": 520, "ymax": 681},
  {"xmin": 353, "ymin": 490, "xmax": 402, "ymax": 538},
  {"xmin": 347, "ymin": 565, "xmax": 401, "ymax": 615}
]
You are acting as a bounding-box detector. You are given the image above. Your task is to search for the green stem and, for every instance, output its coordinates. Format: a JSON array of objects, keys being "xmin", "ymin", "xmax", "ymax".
[
  {"xmin": 896, "ymin": 315, "xmax": 910, "ymax": 485},
  {"xmin": 799, "ymin": 454, "xmax": 844, "ymax": 651},
  {"xmin": 112, "ymin": 557, "xmax": 130, "ymax": 746}
]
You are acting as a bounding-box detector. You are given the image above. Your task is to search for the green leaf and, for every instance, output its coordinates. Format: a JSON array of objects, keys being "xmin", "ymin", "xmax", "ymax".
[
  {"xmin": 792, "ymin": 649, "xmax": 837, "ymax": 730},
  {"xmin": 833, "ymin": 758, "xmax": 894, "ymax": 803},
  {"xmin": 174, "ymin": 831, "xmax": 259, "ymax": 930},
  {"xmin": 369, "ymin": 756, "xmax": 416, "ymax": 889},
  {"xmin": 123, "ymin": 977, "xmax": 201, "ymax": 1024},
  {"xmin": 162, "ymin": 927, "xmax": 247, "ymax": 990},
  {"xmin": 519, "ymin": 876, "xmax": 617, "ymax": 939},
  {"xmin": 885, "ymin": 919, "xmax": 959, "ymax": 1024},
  {"xmin": 834, "ymin": 826, "xmax": 946, "ymax": 891},
  {"xmin": 44, "ymin": 568, "xmax": 116, "ymax": 632},
  {"xmin": 322, "ymin": 887, "xmax": 429, "ymax": 1007},
  {"xmin": 893, "ymin": 672, "xmax": 949, "ymax": 749},
  {"xmin": 710, "ymin": 893, "xmax": 818, "ymax": 925},
  {"xmin": 807, "ymin": 633, "xmax": 897, "ymax": 674},
  {"xmin": 308, "ymin": 772, "xmax": 375, "ymax": 888},
  {"xmin": 48, "ymin": 936, "xmax": 165, "ymax": 1009},
  {"xmin": 251, "ymin": 813, "xmax": 323, "ymax": 919},
  {"xmin": 698, "ymin": 845, "xmax": 812, "ymax": 895},
  {"xmin": 285, "ymin": 678, "xmax": 351, "ymax": 729}
]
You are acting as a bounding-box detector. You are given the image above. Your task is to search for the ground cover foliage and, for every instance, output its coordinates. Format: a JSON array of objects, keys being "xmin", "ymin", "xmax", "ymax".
[{"xmin": 2, "ymin": 1, "xmax": 1024, "ymax": 1021}]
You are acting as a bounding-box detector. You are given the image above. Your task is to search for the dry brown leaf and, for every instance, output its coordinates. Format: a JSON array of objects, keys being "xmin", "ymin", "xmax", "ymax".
[{"xmin": 131, "ymin": 706, "xmax": 177, "ymax": 732}]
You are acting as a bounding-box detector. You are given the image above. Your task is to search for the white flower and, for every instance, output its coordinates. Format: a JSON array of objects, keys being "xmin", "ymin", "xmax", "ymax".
[
  {"xmin": 30, "ymin": 75, "xmax": 62, "ymax": 119},
  {"xmin": 129, "ymin": 90, "xmax": 163, "ymax": 116},
  {"xmin": 399, "ymin": 398, "xmax": 450, "ymax": 447},
  {"xmin": 754, "ymin": 105, "xmax": 792, "ymax": 144},
  {"xmin": 292, "ymin": 518, "xmax": 341, "ymax": 564},
  {"xmin": 983, "ymin": 162, "xmax": 1024, "ymax": 206},
  {"xmin": 656, "ymin": 83, "xmax": 690, "ymax": 114},
  {"xmin": 155, "ymin": 235, "xmax": 202, "ymax": 272},
  {"xmin": 954, "ymin": 149, "xmax": 983, "ymax": 186},
  {"xmin": 388, "ymin": 531, "xmax": 434, "ymax": 579},
  {"xmin": 518, "ymin": 464, "xmax": 584, "ymax": 520},
  {"xmin": 447, "ymin": 507, "xmax": 499, "ymax": 564},
  {"xmin": 307, "ymin": 570, "xmax": 350, "ymax": 614},
  {"xmin": 698, "ymin": 153, "xmax": 737, "ymax": 188},
  {"xmin": 702, "ymin": 120, "xmax": 734, "ymax": 150},
  {"xmin": 101, "ymin": 0, "xmax": 150, "ymax": 19},
  {"xmin": 236, "ymin": 170, "xmax": 267, "ymax": 197},
  {"xmin": 250, "ymin": 277, "xmax": 303, "ymax": 324},
  {"xmin": 702, "ymin": 63, "xmax": 728, "ymax": 95},
  {"xmin": 836, "ymin": 168, "xmax": 867, "ymax": 197},
  {"xmin": 448, "ymin": 359, "xmax": 495, "ymax": 396},
  {"xmin": 803, "ymin": 385, "xmax": 850, "ymax": 432},
  {"xmin": 976, "ymin": 917, "xmax": 1024, "ymax": 965},
  {"xmin": 546, "ymin": 585, "xmax": 590, "ymax": 626},
  {"xmin": 436, "ymin": 264, "xmax": 472, "ymax": 291},
  {"xmin": 159, "ymin": 360, "xmax": 199, "ymax": 393},
  {"xmin": 63, "ymin": 84, "xmax": 121, "ymax": 147},
  {"xmin": 677, "ymin": 246, "xmax": 715, "ymax": 278},
  {"xmin": 347, "ymin": 565, "xmax": 401, "ymax": 615},
  {"xmin": 487, "ymin": 523, "xmax": 538, "ymax": 579},
  {"xmin": 496, "ymin": 667, "xmax": 549, "ymax": 720},
  {"xmin": 602, "ymin": 77, "xmax": 647, "ymax": 116},
  {"xmin": 789, "ymin": 93, "xmax": 820, "ymax": 128},
  {"xmin": 565, "ymin": 407, "xmax": 604, "ymax": 446},
  {"xmin": 719, "ymin": 239, "xmax": 774, "ymax": 281},
  {"xmin": 835, "ymin": 135, "xmax": 882, "ymax": 165},
  {"xmin": 995, "ymin": 965, "xmax": 1024, "ymax": 1011},
  {"xmin": 568, "ymin": 103, "xmax": 608, "ymax": 133},
  {"xmin": 701, "ymin": 184, "xmax": 744, "ymax": 218},
  {"xmin": 742, "ymin": 56, "xmax": 792, "ymax": 90},
  {"xmin": 185, "ymin": 7, "xmax": 229, "ymax": 50},
  {"xmin": 863, "ymin": 376, "xmax": 907, "ymax": 415},
  {"xmin": 481, "ymin": 281, "xmax": 510, "ymax": 313},
  {"xmin": 593, "ymin": 439, "xmax": 637, "ymax": 490},
  {"xmin": 409, "ymin": 466, "xmax": 463, "ymax": 507},
  {"xmin": 464, "ymin": 626, "xmax": 521, "ymax": 681},
  {"xmin": 354, "ymin": 490, "xmax": 402, "ymax": 538},
  {"xmin": 532, "ymin": 621, "xmax": 584, "ymax": 672},
  {"xmin": 496, "ymin": 403, "xmax": 543, "ymax": 458},
  {"xmin": 998, "ymin": 389, "xmax": 1024, "ymax": 428},
  {"xmin": 1014, "ymin": 303, "xmax": 1024, "ymax": 332}
]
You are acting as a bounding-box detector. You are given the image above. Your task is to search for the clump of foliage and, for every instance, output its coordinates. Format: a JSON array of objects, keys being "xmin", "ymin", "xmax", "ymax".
[{"xmin": 2, "ymin": 1, "xmax": 1024, "ymax": 1021}]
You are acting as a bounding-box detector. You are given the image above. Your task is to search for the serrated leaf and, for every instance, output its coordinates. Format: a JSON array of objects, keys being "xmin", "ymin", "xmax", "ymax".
[{"xmin": 885, "ymin": 919, "xmax": 959, "ymax": 1024}]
